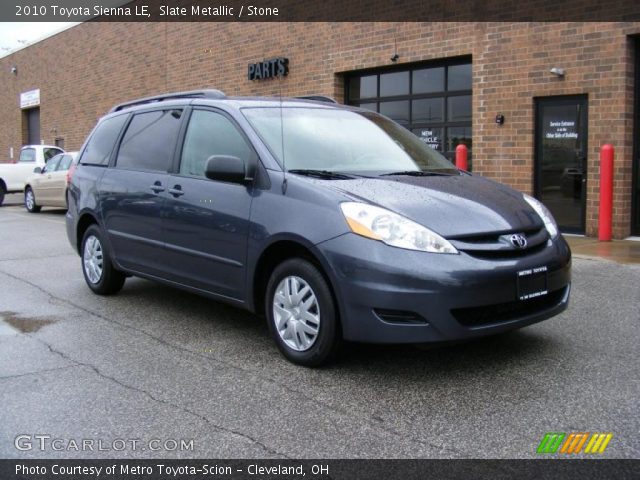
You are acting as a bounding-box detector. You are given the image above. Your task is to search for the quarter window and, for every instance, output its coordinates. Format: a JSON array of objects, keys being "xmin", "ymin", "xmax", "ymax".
[
  {"xmin": 116, "ymin": 110, "xmax": 182, "ymax": 172},
  {"xmin": 80, "ymin": 114, "xmax": 128, "ymax": 166},
  {"xmin": 179, "ymin": 110, "xmax": 252, "ymax": 178},
  {"xmin": 347, "ymin": 60, "xmax": 472, "ymax": 168}
]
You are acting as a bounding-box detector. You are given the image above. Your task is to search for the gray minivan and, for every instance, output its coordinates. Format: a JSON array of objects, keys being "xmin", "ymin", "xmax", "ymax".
[{"xmin": 66, "ymin": 90, "xmax": 571, "ymax": 366}]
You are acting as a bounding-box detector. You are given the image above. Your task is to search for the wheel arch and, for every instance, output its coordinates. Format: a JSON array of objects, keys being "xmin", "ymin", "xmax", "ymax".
[
  {"xmin": 251, "ymin": 238, "xmax": 341, "ymax": 326},
  {"xmin": 75, "ymin": 212, "xmax": 100, "ymax": 253}
]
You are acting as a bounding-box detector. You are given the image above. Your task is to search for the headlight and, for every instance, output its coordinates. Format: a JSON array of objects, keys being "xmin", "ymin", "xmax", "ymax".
[
  {"xmin": 523, "ymin": 194, "xmax": 558, "ymax": 238},
  {"xmin": 340, "ymin": 202, "xmax": 458, "ymax": 254}
]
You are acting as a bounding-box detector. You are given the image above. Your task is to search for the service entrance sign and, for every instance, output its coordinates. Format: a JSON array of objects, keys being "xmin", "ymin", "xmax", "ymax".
[{"xmin": 20, "ymin": 89, "xmax": 40, "ymax": 108}]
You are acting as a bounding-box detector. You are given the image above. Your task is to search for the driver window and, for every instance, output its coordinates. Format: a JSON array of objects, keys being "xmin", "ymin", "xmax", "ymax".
[
  {"xmin": 43, "ymin": 156, "xmax": 61, "ymax": 173},
  {"xmin": 180, "ymin": 110, "xmax": 252, "ymax": 178},
  {"xmin": 57, "ymin": 155, "xmax": 73, "ymax": 171}
]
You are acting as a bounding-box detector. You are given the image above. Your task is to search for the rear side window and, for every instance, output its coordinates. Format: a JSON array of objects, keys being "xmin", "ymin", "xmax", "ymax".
[
  {"xmin": 179, "ymin": 110, "xmax": 252, "ymax": 177},
  {"xmin": 19, "ymin": 148, "xmax": 35, "ymax": 162},
  {"xmin": 116, "ymin": 109, "xmax": 183, "ymax": 172},
  {"xmin": 80, "ymin": 114, "xmax": 128, "ymax": 166}
]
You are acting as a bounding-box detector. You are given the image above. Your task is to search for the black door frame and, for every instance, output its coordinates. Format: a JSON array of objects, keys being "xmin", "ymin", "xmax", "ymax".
[{"xmin": 534, "ymin": 94, "xmax": 588, "ymax": 234}]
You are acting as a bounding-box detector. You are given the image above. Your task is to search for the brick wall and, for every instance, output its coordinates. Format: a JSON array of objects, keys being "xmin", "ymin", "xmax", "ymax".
[{"xmin": 0, "ymin": 21, "xmax": 638, "ymax": 237}]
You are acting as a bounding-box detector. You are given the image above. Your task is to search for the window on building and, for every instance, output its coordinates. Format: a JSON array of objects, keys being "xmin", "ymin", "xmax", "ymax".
[
  {"xmin": 346, "ymin": 59, "xmax": 472, "ymax": 168},
  {"xmin": 116, "ymin": 110, "xmax": 182, "ymax": 172}
]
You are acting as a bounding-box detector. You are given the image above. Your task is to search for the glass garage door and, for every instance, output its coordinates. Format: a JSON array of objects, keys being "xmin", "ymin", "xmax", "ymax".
[{"xmin": 346, "ymin": 59, "xmax": 472, "ymax": 168}]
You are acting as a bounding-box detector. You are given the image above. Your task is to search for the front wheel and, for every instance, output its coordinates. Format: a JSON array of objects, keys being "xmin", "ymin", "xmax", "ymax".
[
  {"xmin": 81, "ymin": 225, "xmax": 125, "ymax": 295},
  {"xmin": 24, "ymin": 187, "xmax": 41, "ymax": 213},
  {"xmin": 266, "ymin": 258, "xmax": 341, "ymax": 367},
  {"xmin": 0, "ymin": 183, "xmax": 5, "ymax": 206}
]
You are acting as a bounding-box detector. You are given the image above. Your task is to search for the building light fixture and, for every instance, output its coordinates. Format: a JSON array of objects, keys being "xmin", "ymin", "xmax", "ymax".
[{"xmin": 550, "ymin": 67, "xmax": 565, "ymax": 77}]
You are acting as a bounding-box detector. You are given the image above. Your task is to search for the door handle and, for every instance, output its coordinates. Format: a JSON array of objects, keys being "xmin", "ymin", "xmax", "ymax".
[
  {"xmin": 150, "ymin": 182, "xmax": 165, "ymax": 193},
  {"xmin": 168, "ymin": 185, "xmax": 184, "ymax": 197}
]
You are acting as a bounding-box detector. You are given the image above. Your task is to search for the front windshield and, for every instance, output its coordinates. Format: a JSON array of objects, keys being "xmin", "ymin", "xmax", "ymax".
[{"xmin": 242, "ymin": 107, "xmax": 458, "ymax": 175}]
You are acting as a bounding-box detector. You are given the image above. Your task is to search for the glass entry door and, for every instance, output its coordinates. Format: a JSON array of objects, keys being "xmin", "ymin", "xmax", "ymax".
[{"xmin": 535, "ymin": 96, "xmax": 588, "ymax": 233}]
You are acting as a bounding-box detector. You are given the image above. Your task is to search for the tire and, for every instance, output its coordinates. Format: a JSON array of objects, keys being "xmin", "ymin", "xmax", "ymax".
[
  {"xmin": 24, "ymin": 187, "xmax": 41, "ymax": 213},
  {"xmin": 0, "ymin": 183, "xmax": 5, "ymax": 206},
  {"xmin": 266, "ymin": 258, "xmax": 342, "ymax": 367},
  {"xmin": 81, "ymin": 225, "xmax": 125, "ymax": 295}
]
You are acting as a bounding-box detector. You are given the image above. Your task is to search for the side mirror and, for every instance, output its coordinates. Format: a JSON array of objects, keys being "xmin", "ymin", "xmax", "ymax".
[
  {"xmin": 204, "ymin": 155, "xmax": 254, "ymax": 184},
  {"xmin": 33, "ymin": 167, "xmax": 42, "ymax": 174}
]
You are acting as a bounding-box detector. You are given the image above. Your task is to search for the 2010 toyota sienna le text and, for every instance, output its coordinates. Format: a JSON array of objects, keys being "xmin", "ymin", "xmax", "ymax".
[{"xmin": 66, "ymin": 90, "xmax": 571, "ymax": 366}]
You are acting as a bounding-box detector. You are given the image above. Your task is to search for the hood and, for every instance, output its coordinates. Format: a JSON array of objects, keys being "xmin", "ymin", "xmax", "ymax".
[{"xmin": 320, "ymin": 173, "xmax": 544, "ymax": 238}]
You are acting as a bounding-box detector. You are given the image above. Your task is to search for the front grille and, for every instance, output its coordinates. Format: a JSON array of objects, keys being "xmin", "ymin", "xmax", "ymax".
[
  {"xmin": 449, "ymin": 227, "xmax": 549, "ymax": 259},
  {"xmin": 463, "ymin": 241, "xmax": 548, "ymax": 260},
  {"xmin": 451, "ymin": 287, "xmax": 567, "ymax": 328}
]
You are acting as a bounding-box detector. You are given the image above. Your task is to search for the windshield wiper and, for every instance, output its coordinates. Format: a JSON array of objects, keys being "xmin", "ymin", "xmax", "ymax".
[
  {"xmin": 379, "ymin": 170, "xmax": 457, "ymax": 177},
  {"xmin": 288, "ymin": 169, "xmax": 355, "ymax": 180}
]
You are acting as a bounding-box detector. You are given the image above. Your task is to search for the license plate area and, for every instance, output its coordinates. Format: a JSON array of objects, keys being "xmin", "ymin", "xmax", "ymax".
[{"xmin": 517, "ymin": 266, "xmax": 548, "ymax": 300}]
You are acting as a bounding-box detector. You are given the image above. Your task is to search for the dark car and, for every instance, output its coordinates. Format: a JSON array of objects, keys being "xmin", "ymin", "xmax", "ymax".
[{"xmin": 66, "ymin": 90, "xmax": 571, "ymax": 366}]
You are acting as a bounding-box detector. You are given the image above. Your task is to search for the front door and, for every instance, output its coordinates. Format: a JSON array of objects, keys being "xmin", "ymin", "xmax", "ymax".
[
  {"xmin": 535, "ymin": 95, "xmax": 588, "ymax": 233},
  {"xmin": 33, "ymin": 155, "xmax": 61, "ymax": 204}
]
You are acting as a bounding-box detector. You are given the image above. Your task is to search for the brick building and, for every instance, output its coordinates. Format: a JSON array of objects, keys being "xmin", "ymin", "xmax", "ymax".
[{"xmin": 0, "ymin": 21, "xmax": 639, "ymax": 238}]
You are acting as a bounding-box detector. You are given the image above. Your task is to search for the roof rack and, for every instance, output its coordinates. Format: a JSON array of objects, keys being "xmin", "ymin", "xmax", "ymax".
[
  {"xmin": 295, "ymin": 95, "xmax": 338, "ymax": 104},
  {"xmin": 110, "ymin": 89, "xmax": 226, "ymax": 112}
]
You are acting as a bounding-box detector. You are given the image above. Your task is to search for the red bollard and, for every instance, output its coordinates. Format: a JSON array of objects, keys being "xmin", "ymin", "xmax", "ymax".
[
  {"xmin": 455, "ymin": 144, "xmax": 468, "ymax": 171},
  {"xmin": 598, "ymin": 144, "xmax": 614, "ymax": 241}
]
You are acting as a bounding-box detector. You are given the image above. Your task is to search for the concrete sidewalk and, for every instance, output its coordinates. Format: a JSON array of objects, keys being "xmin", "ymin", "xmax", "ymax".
[{"xmin": 565, "ymin": 236, "xmax": 640, "ymax": 264}]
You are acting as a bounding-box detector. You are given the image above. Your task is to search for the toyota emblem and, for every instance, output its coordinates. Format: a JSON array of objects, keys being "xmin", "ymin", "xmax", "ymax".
[{"xmin": 510, "ymin": 233, "xmax": 528, "ymax": 249}]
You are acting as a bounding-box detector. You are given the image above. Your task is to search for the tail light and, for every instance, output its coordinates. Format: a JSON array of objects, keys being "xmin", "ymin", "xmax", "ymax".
[{"xmin": 66, "ymin": 164, "xmax": 77, "ymax": 186}]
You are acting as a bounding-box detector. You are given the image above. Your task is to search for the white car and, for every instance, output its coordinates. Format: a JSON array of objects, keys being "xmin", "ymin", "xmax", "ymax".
[
  {"xmin": 24, "ymin": 152, "xmax": 78, "ymax": 212},
  {"xmin": 0, "ymin": 145, "xmax": 64, "ymax": 206}
]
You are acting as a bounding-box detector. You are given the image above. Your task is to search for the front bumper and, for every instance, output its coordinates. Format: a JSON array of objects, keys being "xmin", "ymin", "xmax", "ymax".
[{"xmin": 316, "ymin": 233, "xmax": 571, "ymax": 343}]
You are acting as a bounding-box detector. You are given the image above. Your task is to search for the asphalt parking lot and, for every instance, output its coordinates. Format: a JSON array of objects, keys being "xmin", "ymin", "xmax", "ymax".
[{"xmin": 0, "ymin": 196, "xmax": 638, "ymax": 459}]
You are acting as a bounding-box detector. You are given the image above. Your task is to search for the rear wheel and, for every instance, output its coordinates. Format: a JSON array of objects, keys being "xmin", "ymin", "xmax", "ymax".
[
  {"xmin": 266, "ymin": 258, "xmax": 341, "ymax": 367},
  {"xmin": 24, "ymin": 187, "xmax": 41, "ymax": 213},
  {"xmin": 0, "ymin": 183, "xmax": 5, "ymax": 206},
  {"xmin": 81, "ymin": 225, "xmax": 125, "ymax": 295}
]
